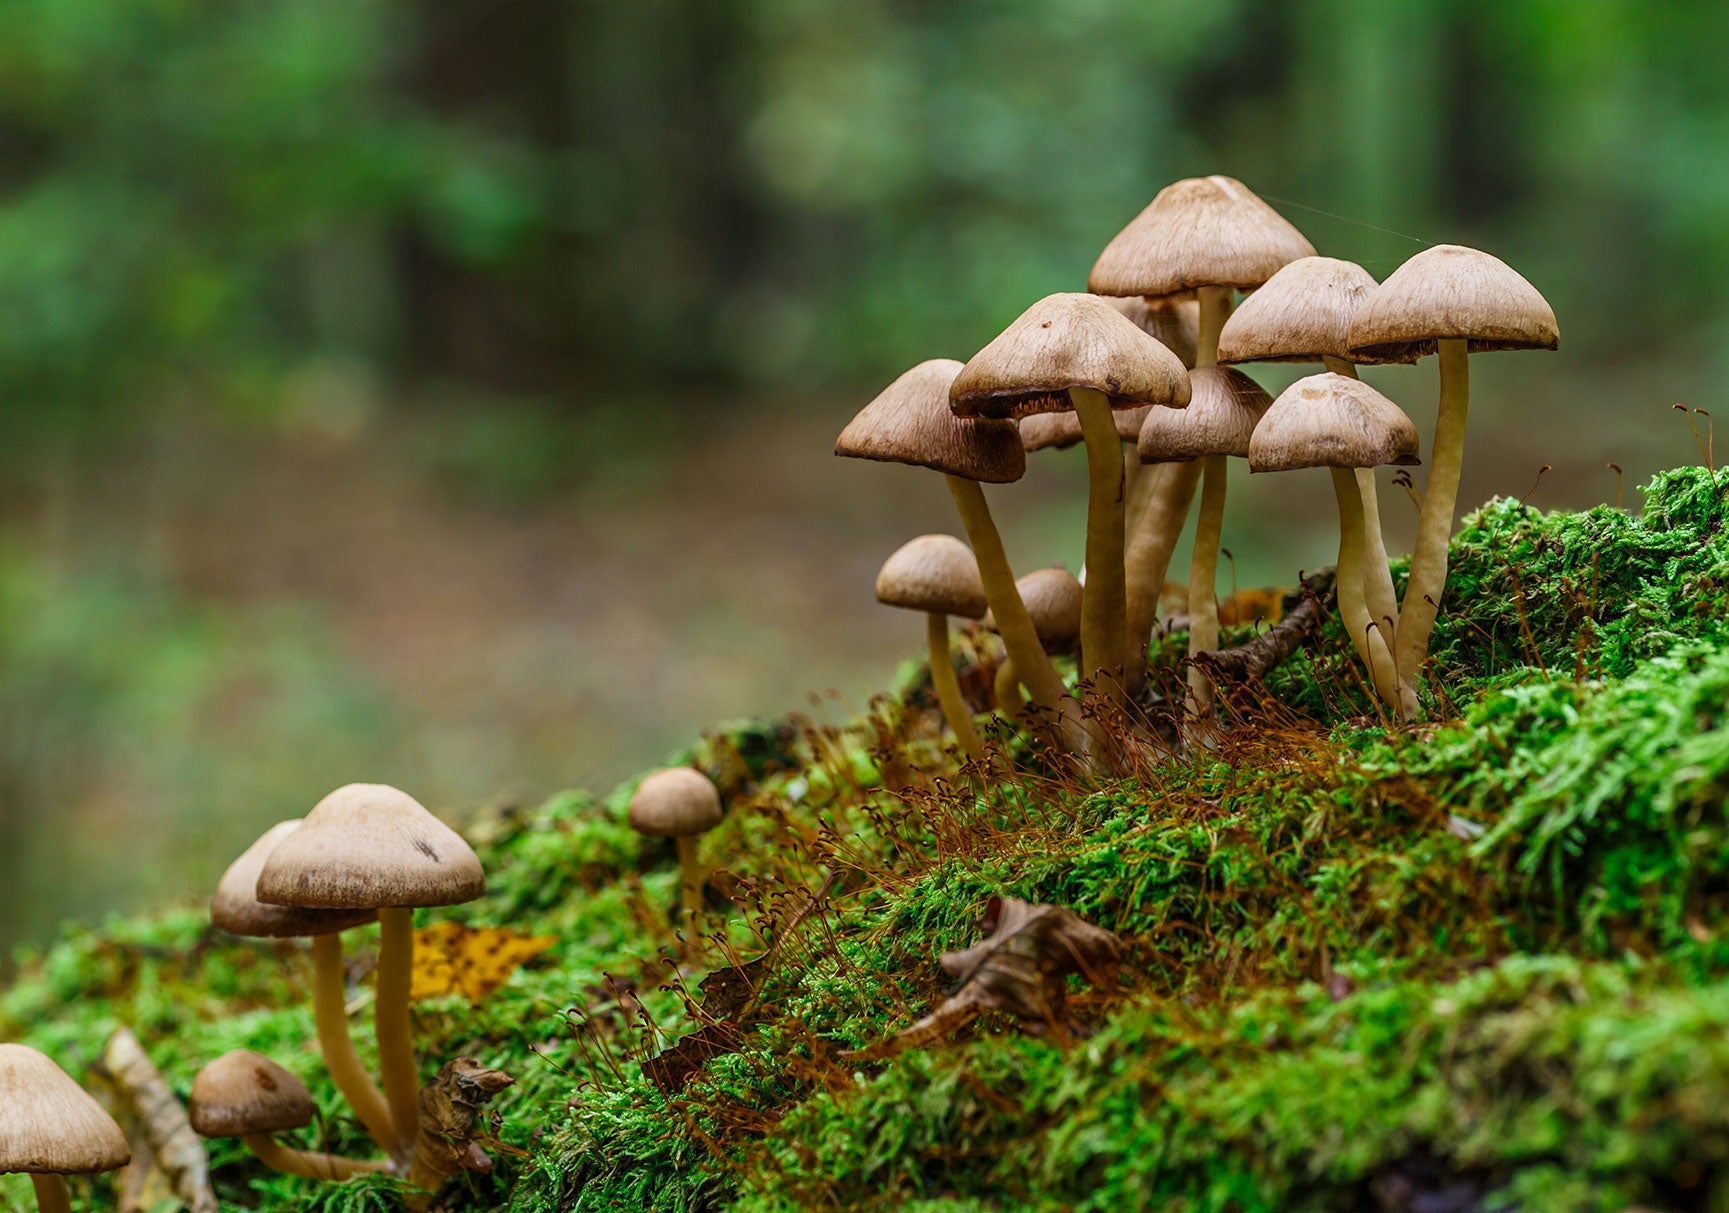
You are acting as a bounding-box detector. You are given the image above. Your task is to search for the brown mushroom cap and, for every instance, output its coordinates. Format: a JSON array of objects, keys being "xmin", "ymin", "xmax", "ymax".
[
  {"xmin": 1088, "ymin": 175, "xmax": 1315, "ymax": 299},
  {"xmin": 1108, "ymin": 295, "xmax": 1200, "ymax": 368},
  {"xmin": 1137, "ymin": 367, "xmax": 1274, "ymax": 463},
  {"xmin": 188, "ymin": 1051, "xmax": 314, "ymax": 1139},
  {"xmin": 1346, "ymin": 244, "xmax": 1560, "ymax": 362},
  {"xmin": 835, "ymin": 359, "xmax": 1026, "ymax": 483},
  {"xmin": 875, "ymin": 534, "xmax": 987, "ymax": 619},
  {"xmin": 1248, "ymin": 372, "xmax": 1422, "ymax": 472},
  {"xmin": 256, "ymin": 784, "xmax": 484, "ymax": 910},
  {"xmin": 211, "ymin": 820, "xmax": 378, "ymax": 938},
  {"xmin": 949, "ymin": 293, "xmax": 1192, "ymax": 420},
  {"xmin": 627, "ymin": 767, "xmax": 723, "ymax": 838},
  {"xmin": 0, "ymin": 1044, "xmax": 131, "ymax": 1175},
  {"xmin": 1218, "ymin": 256, "xmax": 1416, "ymax": 366},
  {"xmin": 1015, "ymin": 568, "xmax": 1084, "ymax": 654}
]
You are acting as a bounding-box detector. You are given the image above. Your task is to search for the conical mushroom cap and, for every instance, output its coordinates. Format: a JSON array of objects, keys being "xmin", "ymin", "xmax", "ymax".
[
  {"xmin": 1138, "ymin": 367, "xmax": 1273, "ymax": 463},
  {"xmin": 1108, "ymin": 295, "xmax": 1199, "ymax": 368},
  {"xmin": 1248, "ymin": 372, "xmax": 1421, "ymax": 472},
  {"xmin": 211, "ymin": 820, "xmax": 378, "ymax": 938},
  {"xmin": 188, "ymin": 1051, "xmax": 314, "ymax": 1138},
  {"xmin": 1088, "ymin": 175, "xmax": 1315, "ymax": 298},
  {"xmin": 256, "ymin": 784, "xmax": 484, "ymax": 910},
  {"xmin": 1347, "ymin": 244, "xmax": 1559, "ymax": 361},
  {"xmin": 875, "ymin": 534, "xmax": 987, "ymax": 619},
  {"xmin": 949, "ymin": 293, "xmax": 1192, "ymax": 420},
  {"xmin": 1018, "ymin": 405, "xmax": 1149, "ymax": 453},
  {"xmin": 1218, "ymin": 256, "xmax": 1416, "ymax": 366},
  {"xmin": 0, "ymin": 1045, "xmax": 130, "ymax": 1174},
  {"xmin": 627, "ymin": 767, "xmax": 723, "ymax": 838},
  {"xmin": 1016, "ymin": 567, "xmax": 1083, "ymax": 654},
  {"xmin": 836, "ymin": 359, "xmax": 1026, "ymax": 483}
]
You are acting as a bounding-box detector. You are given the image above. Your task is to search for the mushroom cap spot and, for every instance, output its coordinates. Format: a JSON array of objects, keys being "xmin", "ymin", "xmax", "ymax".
[
  {"xmin": 1247, "ymin": 372, "xmax": 1422, "ymax": 472},
  {"xmin": 0, "ymin": 1044, "xmax": 131, "ymax": 1175},
  {"xmin": 1217, "ymin": 256, "xmax": 1416, "ymax": 366},
  {"xmin": 1138, "ymin": 366, "xmax": 1274, "ymax": 463},
  {"xmin": 874, "ymin": 534, "xmax": 987, "ymax": 619},
  {"xmin": 188, "ymin": 1051, "xmax": 314, "ymax": 1139},
  {"xmin": 210, "ymin": 819, "xmax": 378, "ymax": 938},
  {"xmin": 627, "ymin": 767, "xmax": 723, "ymax": 838},
  {"xmin": 835, "ymin": 359, "xmax": 1026, "ymax": 484},
  {"xmin": 255, "ymin": 784, "xmax": 484, "ymax": 910},
  {"xmin": 1088, "ymin": 175, "xmax": 1315, "ymax": 298},
  {"xmin": 1347, "ymin": 244, "xmax": 1559, "ymax": 361}
]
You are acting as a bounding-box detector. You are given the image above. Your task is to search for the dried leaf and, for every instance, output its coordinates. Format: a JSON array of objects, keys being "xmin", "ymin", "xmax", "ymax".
[
  {"xmin": 410, "ymin": 922, "xmax": 557, "ymax": 1004},
  {"xmin": 99, "ymin": 1027, "xmax": 217, "ymax": 1213},
  {"xmin": 404, "ymin": 1058, "xmax": 515, "ymax": 1213}
]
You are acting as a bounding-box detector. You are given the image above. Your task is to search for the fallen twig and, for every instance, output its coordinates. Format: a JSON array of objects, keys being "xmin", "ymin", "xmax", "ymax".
[
  {"xmin": 101, "ymin": 1027, "xmax": 217, "ymax": 1213},
  {"xmin": 1191, "ymin": 568, "xmax": 1338, "ymax": 683}
]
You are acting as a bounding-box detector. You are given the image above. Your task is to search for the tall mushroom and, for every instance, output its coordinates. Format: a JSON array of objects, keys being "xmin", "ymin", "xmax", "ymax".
[
  {"xmin": 211, "ymin": 820, "xmax": 397, "ymax": 1160},
  {"xmin": 627, "ymin": 766, "xmax": 724, "ymax": 927},
  {"xmin": 986, "ymin": 567, "xmax": 1083, "ymax": 719},
  {"xmin": 189, "ymin": 1050, "xmax": 388, "ymax": 1181},
  {"xmin": 257, "ymin": 784, "xmax": 485, "ymax": 1160},
  {"xmin": 1088, "ymin": 175, "xmax": 1314, "ymax": 690},
  {"xmin": 874, "ymin": 534, "xmax": 990, "ymax": 762},
  {"xmin": 1347, "ymin": 245, "xmax": 1558, "ymax": 718},
  {"xmin": 950, "ymin": 293, "xmax": 1191, "ymax": 712},
  {"xmin": 0, "ymin": 1043, "xmax": 130, "ymax": 1213}
]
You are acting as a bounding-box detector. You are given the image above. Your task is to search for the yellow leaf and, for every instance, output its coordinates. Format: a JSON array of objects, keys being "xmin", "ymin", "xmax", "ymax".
[{"xmin": 410, "ymin": 922, "xmax": 557, "ymax": 1004}]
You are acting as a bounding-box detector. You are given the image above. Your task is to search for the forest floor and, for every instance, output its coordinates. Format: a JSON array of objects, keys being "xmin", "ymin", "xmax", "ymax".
[{"xmin": 5, "ymin": 464, "xmax": 1729, "ymax": 1212}]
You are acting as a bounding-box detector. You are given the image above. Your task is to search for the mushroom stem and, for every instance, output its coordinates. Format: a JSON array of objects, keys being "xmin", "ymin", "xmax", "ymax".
[
  {"xmin": 374, "ymin": 906, "xmax": 421, "ymax": 1158},
  {"xmin": 1125, "ymin": 460, "xmax": 1160, "ymax": 541},
  {"xmin": 1124, "ymin": 459, "xmax": 1202, "ymax": 691},
  {"xmin": 676, "ymin": 835, "xmax": 706, "ymax": 925},
  {"xmin": 1122, "ymin": 448, "xmax": 1144, "ymax": 532},
  {"xmin": 945, "ymin": 475, "xmax": 1082, "ymax": 750},
  {"xmin": 1195, "ymin": 285, "xmax": 1231, "ymax": 368},
  {"xmin": 311, "ymin": 934, "xmax": 399, "ymax": 1160},
  {"xmin": 925, "ymin": 612, "xmax": 985, "ymax": 760},
  {"xmin": 1072, "ymin": 386, "xmax": 1128, "ymax": 707},
  {"xmin": 1331, "ymin": 468, "xmax": 1399, "ymax": 705},
  {"xmin": 1322, "ymin": 358, "xmax": 1400, "ymax": 659},
  {"xmin": 29, "ymin": 1175, "xmax": 71, "ymax": 1213},
  {"xmin": 1396, "ymin": 337, "xmax": 1469, "ymax": 719},
  {"xmin": 242, "ymin": 1134, "xmax": 392, "ymax": 1181},
  {"xmin": 1185, "ymin": 456, "xmax": 1228, "ymax": 719},
  {"xmin": 993, "ymin": 658, "xmax": 1026, "ymax": 719}
]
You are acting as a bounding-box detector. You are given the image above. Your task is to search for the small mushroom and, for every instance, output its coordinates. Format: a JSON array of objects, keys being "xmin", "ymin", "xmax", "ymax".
[
  {"xmin": 627, "ymin": 767, "xmax": 724, "ymax": 928},
  {"xmin": 0, "ymin": 1043, "xmax": 130, "ymax": 1213},
  {"xmin": 987, "ymin": 567, "xmax": 1083, "ymax": 719},
  {"xmin": 875, "ymin": 534, "xmax": 989, "ymax": 760},
  {"xmin": 189, "ymin": 1050, "xmax": 388, "ymax": 1181}
]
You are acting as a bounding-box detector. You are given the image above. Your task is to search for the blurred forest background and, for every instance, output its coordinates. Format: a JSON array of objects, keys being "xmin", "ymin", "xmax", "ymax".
[{"xmin": 1, "ymin": 0, "xmax": 1726, "ymax": 952}]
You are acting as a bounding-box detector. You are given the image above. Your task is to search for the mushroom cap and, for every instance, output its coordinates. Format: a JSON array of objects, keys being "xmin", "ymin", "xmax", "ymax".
[
  {"xmin": 1018, "ymin": 405, "xmax": 1149, "ymax": 453},
  {"xmin": 875, "ymin": 534, "xmax": 987, "ymax": 619},
  {"xmin": 256, "ymin": 784, "xmax": 485, "ymax": 910},
  {"xmin": 1347, "ymin": 244, "xmax": 1560, "ymax": 361},
  {"xmin": 211, "ymin": 820, "xmax": 378, "ymax": 938},
  {"xmin": 1108, "ymin": 295, "xmax": 1200, "ymax": 368},
  {"xmin": 1138, "ymin": 366, "xmax": 1274, "ymax": 463},
  {"xmin": 1088, "ymin": 175, "xmax": 1315, "ymax": 298},
  {"xmin": 949, "ymin": 293, "xmax": 1193, "ymax": 420},
  {"xmin": 627, "ymin": 767, "xmax": 723, "ymax": 838},
  {"xmin": 1015, "ymin": 567, "xmax": 1084, "ymax": 654},
  {"xmin": 1248, "ymin": 372, "xmax": 1422, "ymax": 472},
  {"xmin": 835, "ymin": 359, "xmax": 1026, "ymax": 484},
  {"xmin": 1217, "ymin": 256, "xmax": 1417, "ymax": 366},
  {"xmin": 0, "ymin": 1044, "xmax": 131, "ymax": 1175},
  {"xmin": 188, "ymin": 1051, "xmax": 314, "ymax": 1139}
]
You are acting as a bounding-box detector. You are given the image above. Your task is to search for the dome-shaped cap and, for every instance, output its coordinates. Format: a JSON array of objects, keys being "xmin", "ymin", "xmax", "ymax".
[
  {"xmin": 1109, "ymin": 295, "xmax": 1199, "ymax": 368},
  {"xmin": 627, "ymin": 767, "xmax": 723, "ymax": 838},
  {"xmin": 1088, "ymin": 176, "xmax": 1315, "ymax": 298},
  {"xmin": 211, "ymin": 820, "xmax": 378, "ymax": 938},
  {"xmin": 188, "ymin": 1051, "xmax": 314, "ymax": 1138},
  {"xmin": 1218, "ymin": 256, "xmax": 1416, "ymax": 366},
  {"xmin": 949, "ymin": 294, "xmax": 1192, "ymax": 420},
  {"xmin": 836, "ymin": 359, "xmax": 1026, "ymax": 484},
  {"xmin": 1346, "ymin": 244, "xmax": 1559, "ymax": 361},
  {"xmin": 0, "ymin": 1045, "xmax": 130, "ymax": 1175},
  {"xmin": 256, "ymin": 784, "xmax": 484, "ymax": 910},
  {"xmin": 1018, "ymin": 405, "xmax": 1150, "ymax": 453},
  {"xmin": 1015, "ymin": 568, "xmax": 1083, "ymax": 654},
  {"xmin": 1248, "ymin": 373, "xmax": 1421, "ymax": 472},
  {"xmin": 1138, "ymin": 367, "xmax": 1273, "ymax": 463},
  {"xmin": 874, "ymin": 534, "xmax": 987, "ymax": 619}
]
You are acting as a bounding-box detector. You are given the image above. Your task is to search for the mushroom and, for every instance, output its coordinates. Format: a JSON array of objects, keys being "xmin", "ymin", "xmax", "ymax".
[
  {"xmin": 986, "ymin": 567, "xmax": 1083, "ymax": 719},
  {"xmin": 874, "ymin": 535, "xmax": 990, "ymax": 761},
  {"xmin": 1247, "ymin": 372, "xmax": 1421, "ymax": 704},
  {"xmin": 626, "ymin": 767, "xmax": 724, "ymax": 927},
  {"xmin": 212, "ymin": 820, "xmax": 397, "ymax": 1160},
  {"xmin": 835, "ymin": 359, "xmax": 1079, "ymax": 749},
  {"xmin": 950, "ymin": 293, "xmax": 1191, "ymax": 713},
  {"xmin": 189, "ymin": 1050, "xmax": 388, "ymax": 1181},
  {"xmin": 1088, "ymin": 175, "xmax": 1314, "ymax": 691},
  {"xmin": 0, "ymin": 1043, "xmax": 130, "ymax": 1213},
  {"xmin": 1136, "ymin": 366, "xmax": 1273, "ymax": 718},
  {"xmin": 256, "ymin": 784, "xmax": 485, "ymax": 1160},
  {"xmin": 1347, "ymin": 245, "xmax": 1558, "ymax": 718}
]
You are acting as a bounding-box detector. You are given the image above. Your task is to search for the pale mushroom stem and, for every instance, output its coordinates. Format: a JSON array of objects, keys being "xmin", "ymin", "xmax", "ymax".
[
  {"xmin": 945, "ymin": 475, "xmax": 1083, "ymax": 751},
  {"xmin": 1322, "ymin": 358, "xmax": 1399, "ymax": 659},
  {"xmin": 994, "ymin": 658, "xmax": 1026, "ymax": 719},
  {"xmin": 1122, "ymin": 448, "xmax": 1143, "ymax": 532},
  {"xmin": 242, "ymin": 1134, "xmax": 392, "ymax": 1181},
  {"xmin": 375, "ymin": 906, "xmax": 421, "ymax": 1157},
  {"xmin": 29, "ymin": 1175, "xmax": 71, "ymax": 1213},
  {"xmin": 1072, "ymin": 386, "xmax": 1128, "ymax": 708},
  {"xmin": 675, "ymin": 835, "xmax": 706, "ymax": 925},
  {"xmin": 1184, "ymin": 456, "xmax": 1228, "ymax": 719},
  {"xmin": 924, "ymin": 612, "xmax": 985, "ymax": 761},
  {"xmin": 1331, "ymin": 468, "xmax": 1399, "ymax": 705},
  {"xmin": 1124, "ymin": 459, "xmax": 1161, "ymax": 541},
  {"xmin": 1396, "ymin": 337, "xmax": 1470, "ymax": 719},
  {"xmin": 311, "ymin": 934, "xmax": 399, "ymax": 1159},
  {"xmin": 1124, "ymin": 460, "xmax": 1202, "ymax": 691}
]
